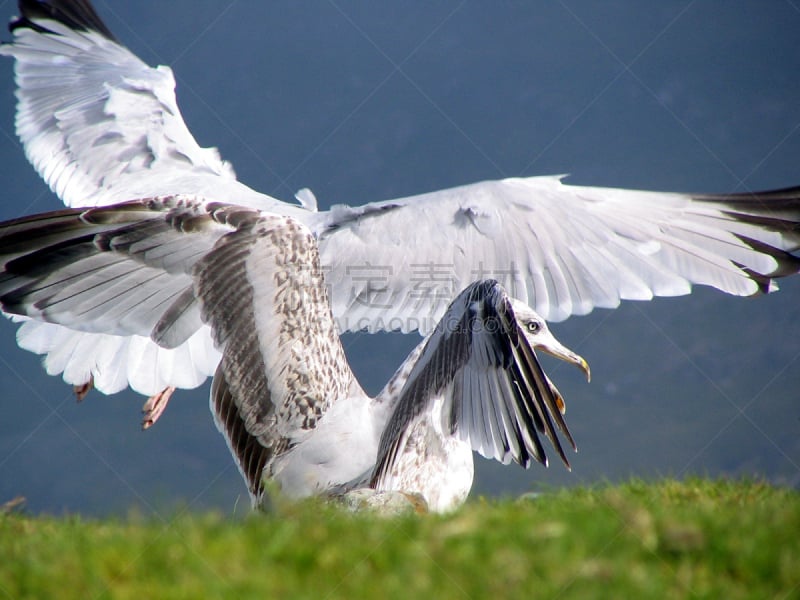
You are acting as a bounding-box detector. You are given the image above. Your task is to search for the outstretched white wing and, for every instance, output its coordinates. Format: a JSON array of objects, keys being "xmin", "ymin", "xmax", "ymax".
[
  {"xmin": 0, "ymin": 1, "xmax": 301, "ymax": 395},
  {"xmin": 317, "ymin": 178, "xmax": 800, "ymax": 333},
  {"xmin": 13, "ymin": 318, "xmax": 218, "ymax": 395},
  {"xmin": 0, "ymin": 0, "xmax": 289, "ymax": 212},
  {"xmin": 1, "ymin": 1, "xmax": 799, "ymax": 401}
]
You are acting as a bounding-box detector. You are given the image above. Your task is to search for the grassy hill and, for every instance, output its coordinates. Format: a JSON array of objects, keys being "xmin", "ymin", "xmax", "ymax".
[{"xmin": 1, "ymin": 479, "xmax": 798, "ymax": 599}]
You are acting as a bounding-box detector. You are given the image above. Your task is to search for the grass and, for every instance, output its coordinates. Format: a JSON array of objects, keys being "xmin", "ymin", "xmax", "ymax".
[{"xmin": 0, "ymin": 479, "xmax": 798, "ymax": 599}]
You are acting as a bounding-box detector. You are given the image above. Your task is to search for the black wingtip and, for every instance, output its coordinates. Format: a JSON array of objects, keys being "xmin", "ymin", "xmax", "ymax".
[
  {"xmin": 695, "ymin": 185, "xmax": 800, "ymax": 208},
  {"xmin": 10, "ymin": 0, "xmax": 117, "ymax": 41},
  {"xmin": 694, "ymin": 186, "xmax": 800, "ymax": 290}
]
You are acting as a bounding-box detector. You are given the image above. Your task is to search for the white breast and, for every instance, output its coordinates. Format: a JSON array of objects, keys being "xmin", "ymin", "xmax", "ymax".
[
  {"xmin": 375, "ymin": 396, "xmax": 475, "ymax": 513},
  {"xmin": 270, "ymin": 394, "xmax": 383, "ymax": 498}
]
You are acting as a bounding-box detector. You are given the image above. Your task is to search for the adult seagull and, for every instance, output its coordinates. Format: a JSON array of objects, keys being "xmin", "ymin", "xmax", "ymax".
[
  {"xmin": 0, "ymin": 2, "xmax": 798, "ymax": 504},
  {"xmin": 0, "ymin": 198, "xmax": 589, "ymax": 511},
  {"xmin": 0, "ymin": 1, "xmax": 797, "ymax": 407}
]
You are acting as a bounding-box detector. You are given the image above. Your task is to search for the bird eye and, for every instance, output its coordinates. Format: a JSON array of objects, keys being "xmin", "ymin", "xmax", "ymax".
[{"xmin": 525, "ymin": 320, "xmax": 540, "ymax": 334}]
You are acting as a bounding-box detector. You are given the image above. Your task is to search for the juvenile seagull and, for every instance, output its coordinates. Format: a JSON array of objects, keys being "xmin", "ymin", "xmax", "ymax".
[
  {"xmin": 0, "ymin": 198, "xmax": 588, "ymax": 511},
  {"xmin": 0, "ymin": 1, "xmax": 798, "ymax": 409}
]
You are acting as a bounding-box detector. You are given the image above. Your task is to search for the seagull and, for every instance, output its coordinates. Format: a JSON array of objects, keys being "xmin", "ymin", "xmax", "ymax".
[
  {"xmin": 0, "ymin": 198, "xmax": 589, "ymax": 512},
  {"xmin": 0, "ymin": 1, "xmax": 798, "ymax": 507},
  {"xmin": 0, "ymin": 0, "xmax": 797, "ymax": 404}
]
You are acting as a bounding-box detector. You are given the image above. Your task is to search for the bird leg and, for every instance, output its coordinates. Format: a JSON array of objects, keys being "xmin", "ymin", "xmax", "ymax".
[
  {"xmin": 401, "ymin": 492, "xmax": 430, "ymax": 514},
  {"xmin": 141, "ymin": 386, "xmax": 176, "ymax": 430},
  {"xmin": 0, "ymin": 495, "xmax": 25, "ymax": 515},
  {"xmin": 73, "ymin": 377, "xmax": 94, "ymax": 402}
]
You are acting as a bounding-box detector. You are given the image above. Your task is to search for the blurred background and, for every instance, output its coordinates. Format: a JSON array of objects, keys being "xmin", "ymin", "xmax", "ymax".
[{"xmin": 0, "ymin": 0, "xmax": 797, "ymax": 517}]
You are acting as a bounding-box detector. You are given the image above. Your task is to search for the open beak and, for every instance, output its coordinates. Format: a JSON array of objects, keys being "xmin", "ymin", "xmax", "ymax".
[{"xmin": 537, "ymin": 338, "xmax": 591, "ymax": 383}]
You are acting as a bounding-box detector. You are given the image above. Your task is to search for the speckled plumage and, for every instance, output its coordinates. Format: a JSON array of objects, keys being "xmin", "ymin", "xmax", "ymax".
[
  {"xmin": 0, "ymin": 196, "xmax": 589, "ymax": 511},
  {"xmin": 194, "ymin": 210, "xmax": 361, "ymax": 502},
  {"xmin": 375, "ymin": 395, "xmax": 474, "ymax": 512}
]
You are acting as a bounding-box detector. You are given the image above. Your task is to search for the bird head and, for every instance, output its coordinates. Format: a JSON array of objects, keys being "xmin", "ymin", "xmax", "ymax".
[{"xmin": 510, "ymin": 299, "xmax": 591, "ymax": 383}]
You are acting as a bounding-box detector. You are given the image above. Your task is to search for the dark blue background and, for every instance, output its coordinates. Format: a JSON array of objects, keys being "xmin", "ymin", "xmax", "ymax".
[{"xmin": 0, "ymin": 1, "xmax": 798, "ymax": 517}]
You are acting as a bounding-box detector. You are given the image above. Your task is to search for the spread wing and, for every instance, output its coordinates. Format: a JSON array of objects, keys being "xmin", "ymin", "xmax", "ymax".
[
  {"xmin": 0, "ymin": 0, "xmax": 289, "ymax": 212},
  {"xmin": 195, "ymin": 212, "xmax": 356, "ymax": 502},
  {"xmin": 0, "ymin": 198, "xmax": 357, "ymax": 500},
  {"xmin": 0, "ymin": 0, "xmax": 308, "ymax": 395},
  {"xmin": 318, "ymin": 179, "xmax": 800, "ymax": 334},
  {"xmin": 0, "ymin": 199, "xmax": 250, "ymax": 342},
  {"xmin": 371, "ymin": 280, "xmax": 575, "ymax": 490},
  {"xmin": 11, "ymin": 317, "xmax": 218, "ymax": 395},
  {"xmin": 0, "ymin": 198, "xmax": 228, "ymax": 394},
  {"xmin": 2, "ymin": 0, "xmax": 799, "ymax": 401}
]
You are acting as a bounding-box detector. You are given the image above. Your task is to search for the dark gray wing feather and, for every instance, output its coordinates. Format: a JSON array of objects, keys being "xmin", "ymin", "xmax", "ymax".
[
  {"xmin": 0, "ymin": 199, "xmax": 358, "ymax": 496},
  {"xmin": 12, "ymin": 0, "xmax": 117, "ymax": 40},
  {"xmin": 210, "ymin": 362, "xmax": 275, "ymax": 502},
  {"xmin": 0, "ymin": 198, "xmax": 232, "ymax": 345}
]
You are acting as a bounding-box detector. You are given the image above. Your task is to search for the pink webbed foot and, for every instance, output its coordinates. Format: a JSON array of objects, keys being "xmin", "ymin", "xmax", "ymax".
[
  {"xmin": 74, "ymin": 377, "xmax": 94, "ymax": 402},
  {"xmin": 141, "ymin": 386, "xmax": 176, "ymax": 430}
]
